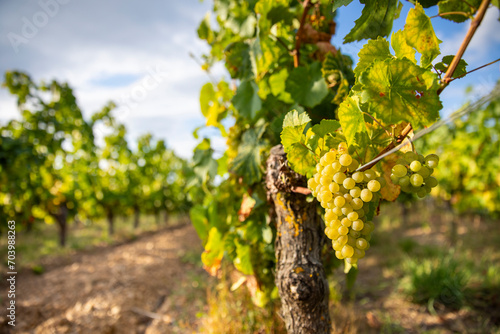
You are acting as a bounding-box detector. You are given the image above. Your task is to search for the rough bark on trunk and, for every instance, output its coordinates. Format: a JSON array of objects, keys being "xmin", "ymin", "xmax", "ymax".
[
  {"xmin": 107, "ymin": 209, "xmax": 114, "ymax": 236},
  {"xmin": 266, "ymin": 145, "xmax": 331, "ymax": 334},
  {"xmin": 52, "ymin": 205, "xmax": 68, "ymax": 247},
  {"xmin": 134, "ymin": 206, "xmax": 140, "ymax": 229}
]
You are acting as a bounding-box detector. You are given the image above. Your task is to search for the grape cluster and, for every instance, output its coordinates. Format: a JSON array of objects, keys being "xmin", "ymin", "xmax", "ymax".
[
  {"xmin": 390, "ymin": 152, "xmax": 439, "ymax": 198},
  {"xmin": 307, "ymin": 143, "xmax": 385, "ymax": 265}
]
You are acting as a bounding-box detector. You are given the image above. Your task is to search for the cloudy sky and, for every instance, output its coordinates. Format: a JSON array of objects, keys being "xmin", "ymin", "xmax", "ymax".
[{"xmin": 1, "ymin": 1, "xmax": 499, "ymax": 159}]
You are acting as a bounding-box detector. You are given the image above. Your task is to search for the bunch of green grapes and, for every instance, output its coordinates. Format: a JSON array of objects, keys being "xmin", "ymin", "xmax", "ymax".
[
  {"xmin": 390, "ymin": 151, "xmax": 439, "ymax": 198},
  {"xmin": 307, "ymin": 143, "xmax": 385, "ymax": 265}
]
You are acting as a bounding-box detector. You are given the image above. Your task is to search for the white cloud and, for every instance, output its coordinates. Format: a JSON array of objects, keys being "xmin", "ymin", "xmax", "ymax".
[{"xmin": 0, "ymin": 0, "xmax": 215, "ymax": 159}]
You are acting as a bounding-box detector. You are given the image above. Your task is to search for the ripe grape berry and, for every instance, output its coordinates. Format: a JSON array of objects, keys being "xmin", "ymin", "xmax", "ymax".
[{"xmin": 308, "ymin": 143, "xmax": 383, "ymax": 265}]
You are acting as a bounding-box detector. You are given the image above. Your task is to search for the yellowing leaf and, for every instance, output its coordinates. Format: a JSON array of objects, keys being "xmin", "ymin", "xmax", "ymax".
[
  {"xmin": 380, "ymin": 154, "xmax": 401, "ymax": 201},
  {"xmin": 404, "ymin": 3, "xmax": 441, "ymax": 68},
  {"xmin": 391, "ymin": 30, "xmax": 416, "ymax": 63},
  {"xmin": 338, "ymin": 95, "xmax": 369, "ymax": 149},
  {"xmin": 354, "ymin": 37, "xmax": 392, "ymax": 79}
]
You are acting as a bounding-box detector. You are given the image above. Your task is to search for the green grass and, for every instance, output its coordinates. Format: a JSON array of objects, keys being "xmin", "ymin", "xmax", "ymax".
[
  {"xmin": 401, "ymin": 252, "xmax": 469, "ymax": 311},
  {"xmin": 1, "ymin": 214, "xmax": 183, "ymax": 272}
]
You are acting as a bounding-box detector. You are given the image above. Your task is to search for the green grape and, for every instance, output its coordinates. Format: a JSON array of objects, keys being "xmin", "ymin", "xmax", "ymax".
[
  {"xmin": 347, "ymin": 159, "xmax": 359, "ymax": 171},
  {"xmin": 352, "ymin": 171, "xmax": 364, "ymax": 183},
  {"xmin": 367, "ymin": 179, "xmax": 381, "ymax": 192},
  {"xmin": 324, "ymin": 151, "xmax": 336, "ymax": 164},
  {"xmin": 332, "ymin": 206, "xmax": 343, "ymax": 216},
  {"xmin": 356, "ymin": 209, "xmax": 365, "ymax": 218},
  {"xmin": 417, "ymin": 154, "xmax": 425, "ymax": 163},
  {"xmin": 343, "ymin": 193, "xmax": 353, "ymax": 202},
  {"xmin": 418, "ymin": 166, "xmax": 431, "ymax": 178},
  {"xmin": 325, "ymin": 210, "xmax": 336, "ymax": 222},
  {"xmin": 354, "ymin": 248, "xmax": 366, "ymax": 259},
  {"xmin": 346, "ymin": 257, "xmax": 358, "ymax": 264},
  {"xmin": 322, "ymin": 164, "xmax": 334, "ymax": 176},
  {"xmin": 362, "ymin": 221, "xmax": 374, "ymax": 234},
  {"xmin": 341, "ymin": 244, "xmax": 354, "ymax": 258},
  {"xmin": 360, "ymin": 189, "xmax": 373, "ymax": 202},
  {"xmin": 350, "ymin": 187, "xmax": 361, "ymax": 198},
  {"xmin": 390, "ymin": 173, "xmax": 400, "ymax": 184},
  {"xmin": 350, "ymin": 230, "xmax": 361, "ymax": 238},
  {"xmin": 335, "ymin": 250, "xmax": 344, "ymax": 259},
  {"xmin": 364, "ymin": 169, "xmax": 376, "ymax": 181},
  {"xmin": 308, "ymin": 178, "xmax": 318, "ymax": 190},
  {"xmin": 351, "ymin": 198, "xmax": 363, "ymax": 210},
  {"xmin": 410, "ymin": 174, "xmax": 424, "ymax": 187},
  {"xmin": 341, "ymin": 205, "xmax": 353, "ymax": 215},
  {"xmin": 334, "ymin": 196, "xmax": 346, "ymax": 207},
  {"xmin": 404, "ymin": 151, "xmax": 418, "ymax": 163},
  {"xmin": 337, "ymin": 235, "xmax": 348, "ymax": 245},
  {"xmin": 332, "ymin": 240, "xmax": 342, "ymax": 251},
  {"xmin": 341, "ymin": 217, "xmax": 352, "ymax": 227},
  {"xmin": 333, "ymin": 172, "xmax": 346, "ymax": 184},
  {"xmin": 356, "ymin": 238, "xmax": 368, "ymax": 250},
  {"xmin": 399, "ymin": 175, "xmax": 410, "ymax": 187},
  {"xmin": 410, "ymin": 160, "xmax": 422, "ymax": 172},
  {"xmin": 320, "ymin": 191, "xmax": 333, "ymax": 202},
  {"xmin": 347, "ymin": 211, "xmax": 358, "ymax": 221},
  {"xmin": 425, "ymin": 154, "xmax": 439, "ymax": 168},
  {"xmin": 339, "ymin": 154, "xmax": 352, "ymax": 166},
  {"xmin": 417, "ymin": 188, "xmax": 427, "ymax": 198},
  {"xmin": 425, "ymin": 176, "xmax": 438, "ymax": 188},
  {"xmin": 352, "ymin": 219, "xmax": 364, "ymax": 231},
  {"xmin": 400, "ymin": 184, "xmax": 411, "ymax": 193},
  {"xmin": 343, "ymin": 177, "xmax": 355, "ymax": 190},
  {"xmin": 338, "ymin": 225, "xmax": 349, "ymax": 235},
  {"xmin": 320, "ymin": 175, "xmax": 332, "ymax": 186},
  {"xmin": 329, "ymin": 182, "xmax": 340, "ymax": 193},
  {"xmin": 331, "ymin": 161, "xmax": 342, "ymax": 172},
  {"xmin": 320, "ymin": 155, "xmax": 328, "ymax": 166},
  {"xmin": 392, "ymin": 164, "xmax": 407, "ymax": 178}
]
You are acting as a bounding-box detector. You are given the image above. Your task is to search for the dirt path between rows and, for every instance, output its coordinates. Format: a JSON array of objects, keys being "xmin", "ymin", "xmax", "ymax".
[{"xmin": 1, "ymin": 224, "xmax": 208, "ymax": 334}]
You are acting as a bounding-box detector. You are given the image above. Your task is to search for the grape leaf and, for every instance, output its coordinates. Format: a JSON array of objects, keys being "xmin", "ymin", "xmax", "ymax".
[
  {"xmin": 404, "ymin": 3, "xmax": 441, "ymax": 68},
  {"xmin": 434, "ymin": 55, "xmax": 468, "ymax": 78},
  {"xmin": 190, "ymin": 205, "xmax": 209, "ymax": 243},
  {"xmin": 286, "ymin": 62, "xmax": 329, "ymax": 108},
  {"xmin": 438, "ymin": 0, "xmax": 481, "ymax": 23},
  {"xmin": 234, "ymin": 240, "xmax": 254, "ymax": 275},
  {"xmin": 344, "ymin": 0, "xmax": 403, "ymax": 43},
  {"xmin": 232, "ymin": 80, "xmax": 262, "ymax": 120},
  {"xmin": 311, "ymin": 119, "xmax": 341, "ymax": 138},
  {"xmin": 332, "ymin": 0, "xmax": 354, "ymax": 13},
  {"xmin": 281, "ymin": 110, "xmax": 317, "ymax": 177},
  {"xmin": 359, "ymin": 58, "xmax": 442, "ymax": 127},
  {"xmin": 354, "ymin": 37, "xmax": 392, "ymax": 79},
  {"xmin": 337, "ymin": 95, "xmax": 369, "ymax": 149},
  {"xmin": 269, "ymin": 68, "xmax": 293, "ymax": 103},
  {"xmin": 391, "ymin": 30, "xmax": 416, "ymax": 63},
  {"xmin": 201, "ymin": 227, "xmax": 225, "ymax": 276},
  {"xmin": 197, "ymin": 13, "xmax": 213, "ymax": 43},
  {"xmin": 229, "ymin": 125, "xmax": 268, "ymax": 185}
]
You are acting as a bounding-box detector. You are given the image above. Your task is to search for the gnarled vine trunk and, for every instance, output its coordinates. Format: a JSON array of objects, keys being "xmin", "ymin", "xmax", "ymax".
[
  {"xmin": 52, "ymin": 204, "xmax": 68, "ymax": 247},
  {"xmin": 266, "ymin": 145, "xmax": 331, "ymax": 334},
  {"xmin": 107, "ymin": 209, "xmax": 114, "ymax": 236}
]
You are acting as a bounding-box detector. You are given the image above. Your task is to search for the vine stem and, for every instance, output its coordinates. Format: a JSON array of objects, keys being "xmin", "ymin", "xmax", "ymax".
[
  {"xmin": 293, "ymin": 0, "xmax": 312, "ymax": 68},
  {"xmin": 449, "ymin": 58, "xmax": 500, "ymax": 82},
  {"xmin": 439, "ymin": 0, "xmax": 491, "ymax": 90}
]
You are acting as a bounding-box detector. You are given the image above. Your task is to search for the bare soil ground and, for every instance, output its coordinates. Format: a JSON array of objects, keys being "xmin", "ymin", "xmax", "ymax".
[{"xmin": 0, "ymin": 224, "xmax": 209, "ymax": 334}]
